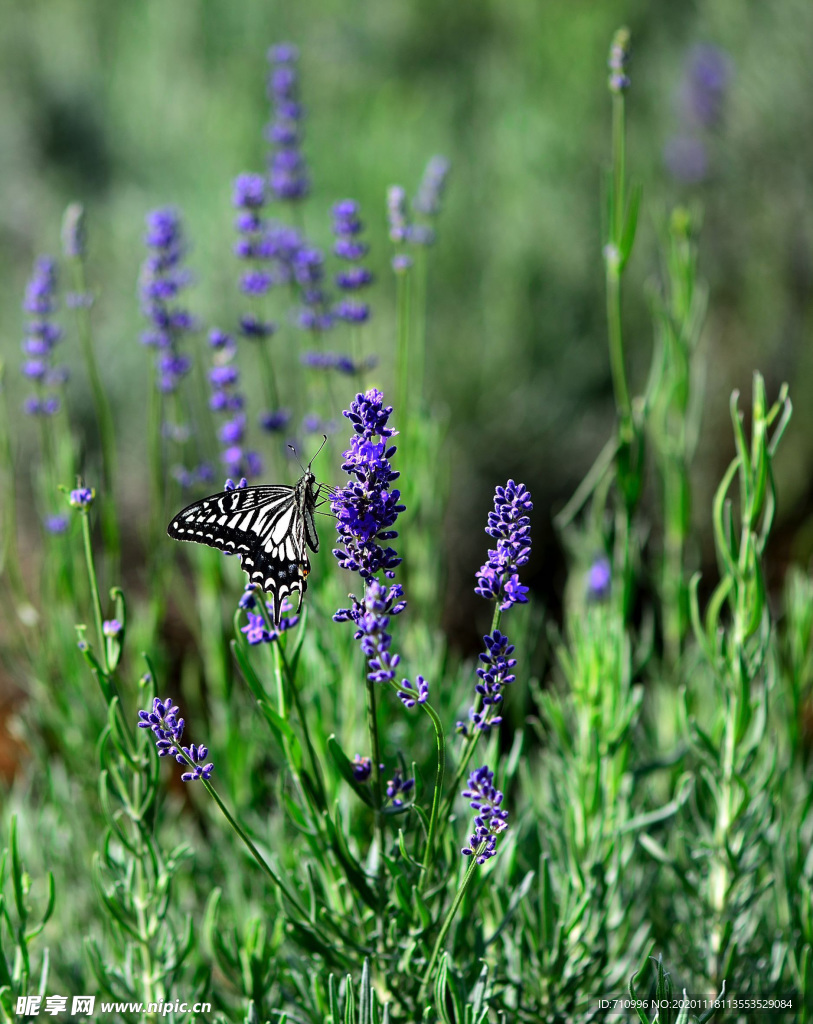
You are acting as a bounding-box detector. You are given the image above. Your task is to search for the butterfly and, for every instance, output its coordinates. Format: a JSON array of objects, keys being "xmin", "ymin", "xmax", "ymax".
[{"xmin": 167, "ymin": 442, "xmax": 327, "ymax": 625}]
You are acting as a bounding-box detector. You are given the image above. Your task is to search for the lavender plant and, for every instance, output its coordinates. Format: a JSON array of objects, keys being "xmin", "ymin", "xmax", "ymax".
[{"xmin": 2, "ymin": 25, "xmax": 811, "ymax": 1024}]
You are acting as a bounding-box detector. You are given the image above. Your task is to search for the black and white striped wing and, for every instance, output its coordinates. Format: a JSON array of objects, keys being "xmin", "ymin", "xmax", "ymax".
[{"xmin": 167, "ymin": 484, "xmax": 311, "ymax": 624}]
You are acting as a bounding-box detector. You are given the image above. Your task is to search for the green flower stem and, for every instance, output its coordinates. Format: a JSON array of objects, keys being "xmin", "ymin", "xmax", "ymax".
[
  {"xmin": 365, "ymin": 673, "xmax": 387, "ymax": 953},
  {"xmin": 419, "ymin": 847, "xmax": 482, "ymax": 1000},
  {"xmin": 199, "ymin": 772, "xmax": 315, "ymax": 927},
  {"xmin": 384, "ymin": 680, "xmax": 445, "ymax": 890},
  {"xmin": 275, "ymin": 629, "xmax": 328, "ymax": 812},
  {"xmin": 68, "ymin": 255, "xmax": 120, "ymax": 563},
  {"xmin": 606, "ymin": 89, "xmax": 631, "ymax": 431},
  {"xmin": 79, "ymin": 507, "xmax": 110, "ymax": 680},
  {"xmin": 395, "ymin": 266, "xmax": 412, "ymax": 424}
]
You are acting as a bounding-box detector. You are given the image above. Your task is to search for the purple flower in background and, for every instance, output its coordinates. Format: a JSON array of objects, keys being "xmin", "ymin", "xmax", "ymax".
[
  {"xmin": 266, "ymin": 44, "xmax": 310, "ymax": 201},
  {"xmin": 103, "ymin": 619, "xmax": 123, "ymax": 638},
  {"xmin": 139, "ymin": 208, "xmax": 195, "ymax": 393},
  {"xmin": 414, "ymin": 156, "xmax": 451, "ymax": 218},
  {"xmin": 44, "ymin": 514, "xmax": 69, "ymax": 535},
  {"xmin": 332, "ymin": 199, "xmax": 373, "ymax": 323},
  {"xmin": 21, "ymin": 256, "xmax": 66, "ymax": 417},
  {"xmin": 680, "ymin": 44, "xmax": 731, "ymax": 128},
  {"xmin": 294, "ymin": 244, "xmax": 334, "ymax": 335},
  {"xmin": 260, "ymin": 408, "xmax": 291, "ymax": 433},
  {"xmin": 208, "ymin": 328, "xmax": 262, "ymax": 481},
  {"xmin": 607, "ymin": 28, "xmax": 631, "ymax": 94},
  {"xmin": 61, "ymin": 202, "xmax": 86, "ymax": 260},
  {"xmin": 301, "ymin": 351, "xmax": 376, "ymax": 376},
  {"xmin": 587, "ymin": 555, "xmax": 612, "ymax": 601},
  {"xmin": 474, "ymin": 479, "xmax": 533, "ymax": 611},
  {"xmin": 331, "ymin": 389, "xmax": 405, "ymax": 580},
  {"xmin": 387, "ymin": 186, "xmax": 410, "ymax": 244},
  {"xmin": 461, "ymin": 765, "xmax": 509, "ymax": 864},
  {"xmin": 241, "ymin": 599, "xmax": 299, "ymax": 644}
]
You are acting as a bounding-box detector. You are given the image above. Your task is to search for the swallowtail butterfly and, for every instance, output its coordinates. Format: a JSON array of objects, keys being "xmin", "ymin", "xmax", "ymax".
[{"xmin": 167, "ymin": 443, "xmax": 325, "ymax": 625}]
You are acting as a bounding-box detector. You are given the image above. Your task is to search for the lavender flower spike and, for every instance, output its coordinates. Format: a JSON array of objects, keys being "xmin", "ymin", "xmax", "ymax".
[
  {"xmin": 461, "ymin": 765, "xmax": 509, "ymax": 864},
  {"xmin": 21, "ymin": 255, "xmax": 65, "ymax": 418},
  {"xmin": 331, "ymin": 389, "xmax": 406, "ymax": 580},
  {"xmin": 137, "ymin": 697, "xmax": 214, "ymax": 782},
  {"xmin": 474, "ymin": 479, "xmax": 533, "ymax": 611}
]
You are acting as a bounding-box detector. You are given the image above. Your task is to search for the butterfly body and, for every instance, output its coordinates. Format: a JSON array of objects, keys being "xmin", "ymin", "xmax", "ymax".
[{"xmin": 167, "ymin": 470, "xmax": 320, "ymax": 624}]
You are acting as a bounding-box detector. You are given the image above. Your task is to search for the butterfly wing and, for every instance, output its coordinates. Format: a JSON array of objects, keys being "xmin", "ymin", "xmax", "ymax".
[{"xmin": 167, "ymin": 484, "xmax": 311, "ymax": 624}]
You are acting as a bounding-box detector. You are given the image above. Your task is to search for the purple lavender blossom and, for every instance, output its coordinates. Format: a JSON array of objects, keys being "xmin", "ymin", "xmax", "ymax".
[
  {"xmin": 413, "ymin": 156, "xmax": 451, "ymax": 217},
  {"xmin": 137, "ymin": 697, "xmax": 214, "ymax": 782},
  {"xmin": 179, "ymin": 743, "xmax": 215, "ymax": 782},
  {"xmin": 266, "ymin": 45, "xmax": 310, "ymax": 201},
  {"xmin": 587, "ymin": 556, "xmax": 612, "ymax": 601},
  {"xmin": 139, "ymin": 208, "xmax": 195, "ymax": 393},
  {"xmin": 61, "ymin": 203, "xmax": 86, "ymax": 260},
  {"xmin": 208, "ymin": 328, "xmax": 262, "ymax": 481},
  {"xmin": 259, "ymin": 408, "xmax": 291, "ymax": 433},
  {"xmin": 241, "ymin": 598, "xmax": 299, "ymax": 644},
  {"xmin": 461, "ymin": 765, "xmax": 509, "ymax": 864},
  {"xmin": 21, "ymin": 256, "xmax": 65, "ymax": 417},
  {"xmin": 457, "ymin": 631, "xmax": 516, "ymax": 736},
  {"xmin": 474, "ymin": 480, "xmax": 533, "ymax": 611},
  {"xmin": 680, "ymin": 44, "xmax": 731, "ymax": 129},
  {"xmin": 44, "ymin": 514, "xmax": 69, "ymax": 535},
  {"xmin": 387, "ymin": 186, "xmax": 409, "ymax": 244},
  {"xmin": 332, "ymin": 200, "xmax": 373, "ymax": 323},
  {"xmin": 608, "ymin": 28, "xmax": 631, "ymax": 94},
  {"xmin": 386, "ymin": 768, "xmax": 415, "ymax": 808},
  {"xmin": 301, "ymin": 351, "xmax": 376, "ymax": 375},
  {"xmin": 334, "ymin": 579, "xmax": 406, "ymax": 685},
  {"xmin": 331, "ymin": 389, "xmax": 406, "ymax": 580},
  {"xmin": 294, "ymin": 244, "xmax": 334, "ymax": 335},
  {"xmin": 352, "ymin": 754, "xmax": 372, "ymax": 781},
  {"xmin": 397, "ymin": 675, "xmax": 429, "ymax": 709},
  {"xmin": 69, "ymin": 486, "xmax": 94, "ymax": 509},
  {"xmin": 103, "ymin": 619, "xmax": 123, "ymax": 638}
]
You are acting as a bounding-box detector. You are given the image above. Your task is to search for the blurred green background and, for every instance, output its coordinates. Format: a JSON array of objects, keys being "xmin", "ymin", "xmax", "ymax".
[{"xmin": 3, "ymin": 0, "xmax": 813, "ymax": 639}]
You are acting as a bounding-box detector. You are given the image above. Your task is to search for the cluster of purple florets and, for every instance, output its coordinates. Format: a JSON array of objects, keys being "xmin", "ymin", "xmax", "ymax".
[
  {"xmin": 21, "ymin": 256, "xmax": 65, "ymax": 417},
  {"xmin": 137, "ymin": 697, "xmax": 214, "ymax": 782},
  {"xmin": 457, "ymin": 630, "xmax": 516, "ymax": 736},
  {"xmin": 331, "ymin": 390, "xmax": 405, "ymax": 580},
  {"xmin": 332, "ymin": 200, "xmax": 372, "ymax": 324},
  {"xmin": 461, "ymin": 765, "xmax": 509, "ymax": 864},
  {"xmin": 608, "ymin": 29, "xmax": 631, "ymax": 94},
  {"xmin": 266, "ymin": 45, "xmax": 309, "ymax": 202},
  {"xmin": 664, "ymin": 44, "xmax": 731, "ymax": 185},
  {"xmin": 474, "ymin": 480, "xmax": 532, "ymax": 611},
  {"xmin": 334, "ymin": 578, "xmax": 406, "ymax": 685},
  {"xmin": 208, "ymin": 328, "xmax": 262, "ymax": 481},
  {"xmin": 139, "ymin": 208, "xmax": 196, "ymax": 394},
  {"xmin": 240, "ymin": 586, "xmax": 299, "ymax": 644},
  {"xmin": 386, "ymin": 155, "xmax": 450, "ymax": 271},
  {"xmin": 386, "ymin": 768, "xmax": 415, "ymax": 808}
]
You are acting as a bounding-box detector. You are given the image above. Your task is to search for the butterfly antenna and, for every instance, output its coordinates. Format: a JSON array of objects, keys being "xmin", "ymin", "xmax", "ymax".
[
  {"xmin": 287, "ymin": 443, "xmax": 307, "ymax": 475},
  {"xmin": 308, "ymin": 434, "xmax": 329, "ymax": 470}
]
